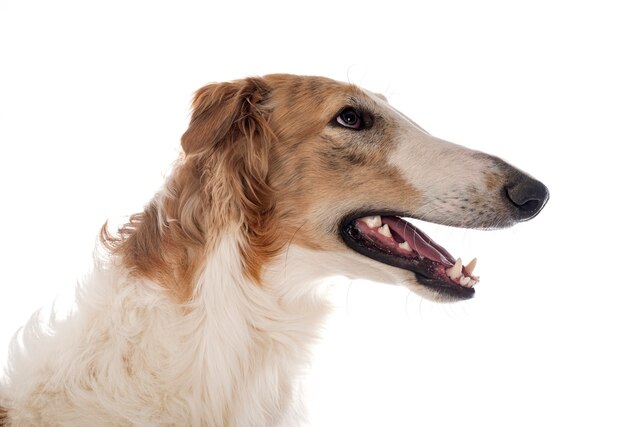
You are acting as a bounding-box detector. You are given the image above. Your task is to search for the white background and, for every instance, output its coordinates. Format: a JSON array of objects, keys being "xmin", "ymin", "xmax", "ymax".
[{"xmin": 1, "ymin": 1, "xmax": 624, "ymax": 426}]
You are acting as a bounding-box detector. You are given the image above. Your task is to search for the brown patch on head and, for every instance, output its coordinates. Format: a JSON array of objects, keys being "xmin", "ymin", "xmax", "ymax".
[
  {"xmin": 259, "ymin": 74, "xmax": 421, "ymax": 252},
  {"xmin": 102, "ymin": 74, "xmax": 420, "ymax": 300}
]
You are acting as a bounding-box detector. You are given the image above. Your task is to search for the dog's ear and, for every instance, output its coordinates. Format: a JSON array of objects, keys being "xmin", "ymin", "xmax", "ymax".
[
  {"xmin": 180, "ymin": 77, "xmax": 278, "ymax": 283},
  {"xmin": 181, "ymin": 77, "xmax": 276, "ymax": 229},
  {"xmin": 182, "ymin": 77, "xmax": 271, "ymax": 156},
  {"xmin": 101, "ymin": 78, "xmax": 277, "ymax": 299}
]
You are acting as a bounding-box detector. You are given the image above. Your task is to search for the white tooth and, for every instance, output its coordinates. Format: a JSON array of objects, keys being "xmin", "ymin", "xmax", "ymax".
[
  {"xmin": 466, "ymin": 258, "xmax": 477, "ymax": 275},
  {"xmin": 446, "ymin": 258, "xmax": 463, "ymax": 280},
  {"xmin": 460, "ymin": 276, "xmax": 471, "ymax": 286},
  {"xmin": 469, "ymin": 279, "xmax": 477, "ymax": 287},
  {"xmin": 363, "ymin": 215, "xmax": 382, "ymax": 228},
  {"xmin": 378, "ymin": 224, "xmax": 392, "ymax": 237},
  {"xmin": 398, "ymin": 241, "xmax": 411, "ymax": 251}
]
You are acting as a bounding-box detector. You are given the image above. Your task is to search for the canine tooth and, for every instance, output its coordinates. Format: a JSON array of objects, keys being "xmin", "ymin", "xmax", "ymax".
[
  {"xmin": 378, "ymin": 224, "xmax": 392, "ymax": 237},
  {"xmin": 398, "ymin": 241, "xmax": 411, "ymax": 251},
  {"xmin": 460, "ymin": 276, "xmax": 471, "ymax": 286},
  {"xmin": 466, "ymin": 258, "xmax": 478, "ymax": 275},
  {"xmin": 362, "ymin": 215, "xmax": 382, "ymax": 228},
  {"xmin": 446, "ymin": 258, "xmax": 463, "ymax": 280}
]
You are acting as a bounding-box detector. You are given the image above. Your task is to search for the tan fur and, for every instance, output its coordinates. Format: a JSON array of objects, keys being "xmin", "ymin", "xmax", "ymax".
[{"xmin": 484, "ymin": 171, "xmax": 502, "ymax": 192}]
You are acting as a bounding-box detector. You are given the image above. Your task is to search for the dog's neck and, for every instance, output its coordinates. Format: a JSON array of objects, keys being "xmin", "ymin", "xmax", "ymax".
[{"xmin": 180, "ymin": 231, "xmax": 331, "ymax": 425}]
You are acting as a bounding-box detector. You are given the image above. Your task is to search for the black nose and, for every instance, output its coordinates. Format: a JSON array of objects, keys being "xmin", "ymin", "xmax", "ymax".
[{"xmin": 505, "ymin": 176, "xmax": 549, "ymax": 220}]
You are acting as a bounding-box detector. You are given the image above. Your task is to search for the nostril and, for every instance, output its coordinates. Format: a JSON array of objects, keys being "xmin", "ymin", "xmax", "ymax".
[
  {"xmin": 507, "ymin": 192, "xmax": 540, "ymax": 212},
  {"xmin": 505, "ymin": 178, "xmax": 549, "ymax": 220}
]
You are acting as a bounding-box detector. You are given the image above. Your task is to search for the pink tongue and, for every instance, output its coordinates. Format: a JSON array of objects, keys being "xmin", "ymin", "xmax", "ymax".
[{"xmin": 382, "ymin": 216, "xmax": 455, "ymax": 267}]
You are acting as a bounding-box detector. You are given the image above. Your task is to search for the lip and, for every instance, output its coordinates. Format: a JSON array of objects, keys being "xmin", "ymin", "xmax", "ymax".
[{"xmin": 339, "ymin": 212, "xmax": 476, "ymax": 300}]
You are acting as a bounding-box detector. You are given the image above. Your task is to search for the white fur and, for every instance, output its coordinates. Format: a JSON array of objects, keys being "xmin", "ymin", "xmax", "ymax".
[
  {"xmin": 366, "ymin": 91, "xmax": 495, "ymax": 227},
  {"xmin": 0, "ymin": 233, "xmax": 337, "ymax": 426}
]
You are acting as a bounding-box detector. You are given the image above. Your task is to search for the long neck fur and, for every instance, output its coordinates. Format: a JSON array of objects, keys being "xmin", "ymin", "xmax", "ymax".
[
  {"xmin": 92, "ymin": 77, "xmax": 330, "ymax": 425},
  {"xmin": 167, "ymin": 231, "xmax": 330, "ymax": 426}
]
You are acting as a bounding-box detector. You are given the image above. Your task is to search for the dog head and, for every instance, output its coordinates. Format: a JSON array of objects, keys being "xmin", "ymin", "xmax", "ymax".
[{"xmin": 108, "ymin": 74, "xmax": 548, "ymax": 302}]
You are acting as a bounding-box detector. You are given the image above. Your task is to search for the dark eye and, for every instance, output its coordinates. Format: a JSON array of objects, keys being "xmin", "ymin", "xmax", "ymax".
[{"xmin": 336, "ymin": 108, "xmax": 363, "ymax": 129}]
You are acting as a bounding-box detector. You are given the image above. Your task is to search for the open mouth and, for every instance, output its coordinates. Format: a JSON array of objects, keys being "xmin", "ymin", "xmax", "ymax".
[{"xmin": 340, "ymin": 214, "xmax": 479, "ymax": 299}]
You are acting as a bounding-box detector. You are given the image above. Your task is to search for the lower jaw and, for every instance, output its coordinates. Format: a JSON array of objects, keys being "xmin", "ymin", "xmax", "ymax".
[{"xmin": 414, "ymin": 272, "xmax": 475, "ymax": 300}]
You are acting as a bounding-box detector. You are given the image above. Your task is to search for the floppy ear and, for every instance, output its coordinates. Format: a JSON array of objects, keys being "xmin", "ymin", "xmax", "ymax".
[
  {"xmin": 182, "ymin": 78, "xmax": 270, "ymax": 154},
  {"xmin": 181, "ymin": 77, "xmax": 275, "ymax": 225},
  {"xmin": 180, "ymin": 77, "xmax": 281, "ymax": 283},
  {"xmin": 101, "ymin": 78, "xmax": 277, "ymax": 299}
]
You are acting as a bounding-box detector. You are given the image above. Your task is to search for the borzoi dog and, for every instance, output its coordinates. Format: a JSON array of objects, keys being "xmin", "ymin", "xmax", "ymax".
[{"xmin": 0, "ymin": 74, "xmax": 548, "ymax": 426}]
